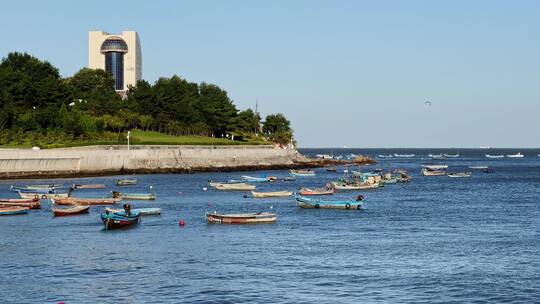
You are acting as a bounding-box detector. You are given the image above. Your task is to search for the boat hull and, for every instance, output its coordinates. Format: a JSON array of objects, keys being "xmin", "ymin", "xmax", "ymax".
[
  {"xmin": 251, "ymin": 191, "xmax": 292, "ymax": 198},
  {"xmin": 101, "ymin": 211, "xmax": 141, "ymax": 230},
  {"xmin": 295, "ymin": 195, "xmax": 364, "ymax": 210},
  {"xmin": 298, "ymin": 188, "xmax": 335, "ymax": 196},
  {"xmin": 0, "ymin": 206, "xmax": 29, "ymax": 216},
  {"xmin": 54, "ymin": 197, "xmax": 120, "ymax": 205},
  {"xmin": 206, "ymin": 212, "xmax": 277, "ymax": 224},
  {"xmin": 53, "ymin": 205, "xmax": 90, "ymax": 216}
]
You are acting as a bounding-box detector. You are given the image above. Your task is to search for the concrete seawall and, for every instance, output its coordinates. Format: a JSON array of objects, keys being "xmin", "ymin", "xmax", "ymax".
[{"xmin": 0, "ymin": 145, "xmax": 305, "ymax": 179}]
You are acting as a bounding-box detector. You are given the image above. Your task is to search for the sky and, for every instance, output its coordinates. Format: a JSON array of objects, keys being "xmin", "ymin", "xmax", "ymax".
[{"xmin": 1, "ymin": 0, "xmax": 539, "ymax": 148}]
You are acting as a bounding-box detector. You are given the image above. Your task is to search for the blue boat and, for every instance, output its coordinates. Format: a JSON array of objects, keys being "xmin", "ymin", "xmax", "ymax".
[
  {"xmin": 0, "ymin": 206, "xmax": 29, "ymax": 216},
  {"xmin": 242, "ymin": 175, "xmax": 269, "ymax": 183},
  {"xmin": 295, "ymin": 194, "xmax": 365, "ymax": 210},
  {"xmin": 101, "ymin": 210, "xmax": 141, "ymax": 230}
]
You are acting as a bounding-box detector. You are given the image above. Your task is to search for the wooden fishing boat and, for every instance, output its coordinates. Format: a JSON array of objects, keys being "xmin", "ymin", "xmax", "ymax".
[
  {"xmin": 251, "ymin": 190, "xmax": 292, "ymax": 198},
  {"xmin": 377, "ymin": 154, "xmax": 393, "ymax": 158},
  {"xmin": 330, "ymin": 181, "xmax": 379, "ymax": 190},
  {"xmin": 112, "ymin": 191, "xmax": 156, "ymax": 200},
  {"xmin": 298, "ymin": 187, "xmax": 335, "ymax": 196},
  {"xmin": 11, "ymin": 184, "xmax": 64, "ymax": 192},
  {"xmin": 394, "ymin": 153, "xmax": 415, "ymax": 158},
  {"xmin": 443, "ymin": 153, "xmax": 460, "ymax": 158},
  {"xmin": 0, "ymin": 198, "xmax": 39, "ymax": 203},
  {"xmin": 116, "ymin": 178, "xmax": 138, "ymax": 186},
  {"xmin": 289, "ymin": 169, "xmax": 316, "ymax": 177},
  {"xmin": 421, "ymin": 168, "xmax": 446, "ymax": 176},
  {"xmin": 53, "ymin": 197, "xmax": 120, "ymax": 205},
  {"xmin": 242, "ymin": 175, "xmax": 270, "ymax": 183},
  {"xmin": 326, "ymin": 167, "xmax": 337, "ymax": 172},
  {"xmin": 72, "ymin": 184, "xmax": 106, "ymax": 189},
  {"xmin": 206, "ymin": 212, "xmax": 277, "ymax": 224},
  {"xmin": 18, "ymin": 191, "xmax": 70, "ymax": 199},
  {"xmin": 447, "ymin": 172, "xmax": 472, "ymax": 178},
  {"xmin": 0, "ymin": 206, "xmax": 29, "ymax": 216},
  {"xmin": 11, "ymin": 186, "xmax": 58, "ymax": 193},
  {"xmin": 53, "ymin": 205, "xmax": 90, "ymax": 217},
  {"xmin": 107, "ymin": 207, "xmax": 161, "ymax": 215},
  {"xmin": 211, "ymin": 183, "xmax": 256, "ymax": 191},
  {"xmin": 295, "ymin": 195, "xmax": 364, "ymax": 210},
  {"xmin": 101, "ymin": 210, "xmax": 141, "ymax": 230},
  {"xmin": 0, "ymin": 200, "xmax": 40, "ymax": 209}
]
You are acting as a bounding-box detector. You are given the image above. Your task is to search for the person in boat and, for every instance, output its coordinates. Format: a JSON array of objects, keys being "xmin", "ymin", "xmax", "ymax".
[
  {"xmin": 356, "ymin": 195, "xmax": 364, "ymax": 201},
  {"xmin": 123, "ymin": 204, "xmax": 132, "ymax": 216}
]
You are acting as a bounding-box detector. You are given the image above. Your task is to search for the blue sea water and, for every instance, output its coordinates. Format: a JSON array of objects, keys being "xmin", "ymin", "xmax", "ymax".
[{"xmin": 0, "ymin": 148, "xmax": 539, "ymax": 303}]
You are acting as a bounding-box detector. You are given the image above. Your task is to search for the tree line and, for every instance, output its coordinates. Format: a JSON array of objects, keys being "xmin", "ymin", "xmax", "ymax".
[{"xmin": 0, "ymin": 52, "xmax": 293, "ymax": 145}]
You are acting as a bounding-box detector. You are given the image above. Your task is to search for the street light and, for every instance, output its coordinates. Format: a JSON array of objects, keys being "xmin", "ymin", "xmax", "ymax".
[{"xmin": 127, "ymin": 131, "xmax": 131, "ymax": 151}]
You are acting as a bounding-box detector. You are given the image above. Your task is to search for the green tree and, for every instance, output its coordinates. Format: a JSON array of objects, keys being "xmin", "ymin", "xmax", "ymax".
[{"xmin": 66, "ymin": 68, "xmax": 121, "ymax": 115}]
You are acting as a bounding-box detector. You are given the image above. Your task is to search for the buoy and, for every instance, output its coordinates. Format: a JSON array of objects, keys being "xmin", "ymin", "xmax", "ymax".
[
  {"xmin": 179, "ymin": 219, "xmax": 185, "ymax": 227},
  {"xmin": 203, "ymin": 187, "xmax": 208, "ymax": 191}
]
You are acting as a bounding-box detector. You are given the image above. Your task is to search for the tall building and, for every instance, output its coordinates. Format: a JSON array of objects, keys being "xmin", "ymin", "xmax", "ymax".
[{"xmin": 88, "ymin": 31, "xmax": 142, "ymax": 91}]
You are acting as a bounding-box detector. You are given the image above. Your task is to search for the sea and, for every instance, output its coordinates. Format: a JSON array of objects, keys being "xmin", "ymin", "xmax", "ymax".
[{"xmin": 0, "ymin": 148, "xmax": 539, "ymax": 303}]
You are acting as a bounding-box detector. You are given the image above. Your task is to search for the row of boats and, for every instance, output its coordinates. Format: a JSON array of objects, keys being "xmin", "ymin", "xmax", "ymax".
[{"xmin": 378, "ymin": 152, "xmax": 532, "ymax": 159}]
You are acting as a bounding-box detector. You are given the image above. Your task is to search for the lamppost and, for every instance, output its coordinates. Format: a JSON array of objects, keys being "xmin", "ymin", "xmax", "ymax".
[{"xmin": 127, "ymin": 131, "xmax": 131, "ymax": 151}]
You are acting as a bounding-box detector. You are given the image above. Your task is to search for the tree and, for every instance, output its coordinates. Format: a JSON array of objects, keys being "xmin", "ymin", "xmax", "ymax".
[
  {"xmin": 263, "ymin": 113, "xmax": 291, "ymax": 134},
  {"xmin": 66, "ymin": 68, "xmax": 121, "ymax": 115},
  {"xmin": 198, "ymin": 83, "xmax": 238, "ymax": 135},
  {"xmin": 233, "ymin": 109, "xmax": 260, "ymax": 133}
]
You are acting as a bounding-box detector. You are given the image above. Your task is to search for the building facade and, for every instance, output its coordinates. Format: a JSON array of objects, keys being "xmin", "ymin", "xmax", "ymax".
[{"xmin": 88, "ymin": 31, "xmax": 142, "ymax": 91}]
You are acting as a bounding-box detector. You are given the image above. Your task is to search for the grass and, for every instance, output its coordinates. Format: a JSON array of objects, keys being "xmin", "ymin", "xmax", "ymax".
[{"xmin": 0, "ymin": 130, "xmax": 269, "ymax": 149}]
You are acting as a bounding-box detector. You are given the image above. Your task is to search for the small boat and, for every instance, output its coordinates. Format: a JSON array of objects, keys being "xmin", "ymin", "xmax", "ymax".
[
  {"xmin": 422, "ymin": 164, "xmax": 449, "ymax": 170},
  {"xmin": 295, "ymin": 194, "xmax": 365, "ymax": 210},
  {"xmin": 443, "ymin": 153, "xmax": 460, "ymax": 158},
  {"xmin": 377, "ymin": 154, "xmax": 393, "ymax": 158},
  {"xmin": 11, "ymin": 186, "xmax": 60, "ymax": 193},
  {"xmin": 242, "ymin": 175, "xmax": 270, "ymax": 183},
  {"xmin": 18, "ymin": 191, "xmax": 70, "ymax": 199},
  {"xmin": 101, "ymin": 209, "xmax": 141, "ymax": 230},
  {"xmin": 0, "ymin": 198, "xmax": 39, "ymax": 203},
  {"xmin": 330, "ymin": 181, "xmax": 379, "ymax": 190},
  {"xmin": 506, "ymin": 152, "xmax": 524, "ymax": 158},
  {"xmin": 211, "ymin": 183, "xmax": 256, "ymax": 191},
  {"xmin": 447, "ymin": 172, "xmax": 472, "ymax": 178},
  {"xmin": 206, "ymin": 212, "xmax": 277, "ymax": 224},
  {"xmin": 298, "ymin": 187, "xmax": 335, "ymax": 196},
  {"xmin": 428, "ymin": 154, "xmax": 444, "ymax": 158},
  {"xmin": 209, "ymin": 180, "xmax": 244, "ymax": 187},
  {"xmin": 469, "ymin": 166, "xmax": 489, "ymax": 169},
  {"xmin": 326, "ymin": 167, "xmax": 337, "ymax": 172},
  {"xmin": 53, "ymin": 197, "xmax": 120, "ymax": 205},
  {"xmin": 53, "ymin": 205, "xmax": 90, "ymax": 217},
  {"xmin": 106, "ymin": 207, "xmax": 161, "ymax": 215},
  {"xmin": 0, "ymin": 199, "xmax": 40, "ymax": 209},
  {"xmin": 485, "ymin": 154, "xmax": 504, "ymax": 159},
  {"xmin": 289, "ymin": 169, "xmax": 316, "ymax": 177},
  {"xmin": 0, "ymin": 206, "xmax": 29, "ymax": 216},
  {"xmin": 283, "ymin": 176, "xmax": 297, "ymax": 181},
  {"xmin": 72, "ymin": 184, "xmax": 106, "ymax": 189},
  {"xmin": 112, "ymin": 191, "xmax": 156, "ymax": 200},
  {"xmin": 421, "ymin": 168, "xmax": 446, "ymax": 176},
  {"xmin": 394, "ymin": 153, "xmax": 415, "ymax": 158},
  {"xmin": 251, "ymin": 191, "xmax": 292, "ymax": 198},
  {"xmin": 116, "ymin": 178, "xmax": 138, "ymax": 186}
]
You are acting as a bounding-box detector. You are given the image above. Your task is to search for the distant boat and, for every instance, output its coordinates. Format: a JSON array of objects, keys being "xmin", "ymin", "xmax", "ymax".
[
  {"xmin": 447, "ymin": 172, "xmax": 472, "ymax": 178},
  {"xmin": 107, "ymin": 207, "xmax": 161, "ymax": 215},
  {"xmin": 0, "ymin": 200, "xmax": 40, "ymax": 209},
  {"xmin": 298, "ymin": 187, "xmax": 335, "ymax": 196},
  {"xmin": 112, "ymin": 191, "xmax": 156, "ymax": 200},
  {"xmin": 289, "ymin": 169, "xmax": 316, "ymax": 177},
  {"xmin": 443, "ymin": 153, "xmax": 460, "ymax": 158},
  {"xmin": 116, "ymin": 179, "xmax": 138, "ymax": 186},
  {"xmin": 0, "ymin": 206, "xmax": 29, "ymax": 216},
  {"xmin": 242, "ymin": 175, "xmax": 269, "ymax": 183},
  {"xmin": 53, "ymin": 205, "xmax": 90, "ymax": 217},
  {"xmin": 377, "ymin": 154, "xmax": 393, "ymax": 158},
  {"xmin": 206, "ymin": 212, "xmax": 277, "ymax": 224},
  {"xmin": 211, "ymin": 183, "xmax": 256, "ymax": 191},
  {"xmin": 422, "ymin": 165, "xmax": 449, "ymax": 170},
  {"xmin": 506, "ymin": 152, "xmax": 524, "ymax": 158},
  {"xmin": 394, "ymin": 153, "xmax": 415, "ymax": 158},
  {"xmin": 485, "ymin": 154, "xmax": 504, "ymax": 159},
  {"xmin": 428, "ymin": 154, "xmax": 444, "ymax": 158},
  {"xmin": 295, "ymin": 194, "xmax": 365, "ymax": 210},
  {"xmin": 72, "ymin": 184, "xmax": 106, "ymax": 189},
  {"xmin": 251, "ymin": 190, "xmax": 292, "ymax": 198},
  {"xmin": 330, "ymin": 181, "xmax": 379, "ymax": 190},
  {"xmin": 53, "ymin": 197, "xmax": 120, "ymax": 206},
  {"xmin": 469, "ymin": 166, "xmax": 489, "ymax": 169},
  {"xmin": 421, "ymin": 165, "xmax": 448, "ymax": 176},
  {"xmin": 326, "ymin": 167, "xmax": 337, "ymax": 172},
  {"xmin": 101, "ymin": 209, "xmax": 141, "ymax": 230},
  {"xmin": 283, "ymin": 176, "xmax": 297, "ymax": 181},
  {"xmin": 18, "ymin": 191, "xmax": 70, "ymax": 199}
]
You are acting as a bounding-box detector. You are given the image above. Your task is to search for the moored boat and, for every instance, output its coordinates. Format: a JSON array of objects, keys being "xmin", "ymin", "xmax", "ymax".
[
  {"xmin": 112, "ymin": 191, "xmax": 156, "ymax": 200},
  {"xmin": 53, "ymin": 197, "xmax": 120, "ymax": 205},
  {"xmin": 242, "ymin": 175, "xmax": 270, "ymax": 183},
  {"xmin": 298, "ymin": 187, "xmax": 335, "ymax": 196},
  {"xmin": 469, "ymin": 166, "xmax": 489, "ymax": 169},
  {"xmin": 18, "ymin": 191, "xmax": 70, "ymax": 199},
  {"xmin": 251, "ymin": 190, "xmax": 292, "ymax": 198},
  {"xmin": 326, "ymin": 167, "xmax": 337, "ymax": 172},
  {"xmin": 101, "ymin": 209, "xmax": 141, "ymax": 230},
  {"xmin": 506, "ymin": 152, "xmax": 524, "ymax": 158},
  {"xmin": 485, "ymin": 154, "xmax": 504, "ymax": 159},
  {"xmin": 447, "ymin": 172, "xmax": 472, "ymax": 178},
  {"xmin": 106, "ymin": 207, "xmax": 161, "ymax": 215},
  {"xmin": 72, "ymin": 184, "xmax": 106, "ymax": 189},
  {"xmin": 211, "ymin": 183, "xmax": 256, "ymax": 191},
  {"xmin": 289, "ymin": 169, "xmax": 316, "ymax": 177},
  {"xmin": 0, "ymin": 199, "xmax": 40, "ymax": 209},
  {"xmin": 421, "ymin": 168, "xmax": 446, "ymax": 176},
  {"xmin": 443, "ymin": 153, "xmax": 460, "ymax": 158},
  {"xmin": 330, "ymin": 181, "xmax": 379, "ymax": 190},
  {"xmin": 116, "ymin": 178, "xmax": 138, "ymax": 186},
  {"xmin": 0, "ymin": 206, "xmax": 29, "ymax": 216},
  {"xmin": 295, "ymin": 194, "xmax": 365, "ymax": 210},
  {"xmin": 53, "ymin": 205, "xmax": 90, "ymax": 217},
  {"xmin": 394, "ymin": 153, "xmax": 415, "ymax": 158},
  {"xmin": 206, "ymin": 212, "xmax": 277, "ymax": 224}
]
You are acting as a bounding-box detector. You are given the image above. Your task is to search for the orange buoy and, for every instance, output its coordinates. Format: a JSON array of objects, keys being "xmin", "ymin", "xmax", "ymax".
[{"xmin": 179, "ymin": 219, "xmax": 186, "ymax": 227}]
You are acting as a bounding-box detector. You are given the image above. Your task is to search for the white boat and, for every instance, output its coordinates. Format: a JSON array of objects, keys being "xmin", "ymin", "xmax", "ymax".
[
  {"xmin": 469, "ymin": 166, "xmax": 489, "ymax": 169},
  {"xmin": 107, "ymin": 207, "xmax": 161, "ymax": 215},
  {"xmin": 447, "ymin": 172, "xmax": 472, "ymax": 178},
  {"xmin": 421, "ymin": 168, "xmax": 446, "ymax": 176},
  {"xmin": 421, "ymin": 165, "xmax": 449, "ymax": 170},
  {"xmin": 330, "ymin": 181, "xmax": 379, "ymax": 190},
  {"xmin": 485, "ymin": 154, "xmax": 504, "ymax": 159},
  {"xmin": 251, "ymin": 191, "xmax": 292, "ymax": 198},
  {"xmin": 18, "ymin": 191, "xmax": 70, "ymax": 199},
  {"xmin": 394, "ymin": 153, "xmax": 415, "ymax": 158},
  {"xmin": 377, "ymin": 154, "xmax": 393, "ymax": 158},
  {"xmin": 212, "ymin": 183, "xmax": 256, "ymax": 191},
  {"xmin": 428, "ymin": 154, "xmax": 444, "ymax": 158},
  {"xmin": 443, "ymin": 153, "xmax": 460, "ymax": 158},
  {"xmin": 506, "ymin": 152, "xmax": 524, "ymax": 158}
]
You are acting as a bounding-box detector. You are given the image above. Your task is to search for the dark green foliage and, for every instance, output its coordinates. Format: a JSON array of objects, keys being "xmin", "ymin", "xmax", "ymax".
[{"xmin": 0, "ymin": 52, "xmax": 293, "ymax": 146}]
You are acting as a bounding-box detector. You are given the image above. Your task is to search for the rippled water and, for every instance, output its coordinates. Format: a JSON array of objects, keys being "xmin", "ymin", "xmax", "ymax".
[{"xmin": 1, "ymin": 149, "xmax": 539, "ymax": 303}]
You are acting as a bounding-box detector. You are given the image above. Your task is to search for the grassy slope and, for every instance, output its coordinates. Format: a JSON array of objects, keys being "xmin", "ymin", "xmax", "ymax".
[{"xmin": 0, "ymin": 130, "xmax": 268, "ymax": 149}]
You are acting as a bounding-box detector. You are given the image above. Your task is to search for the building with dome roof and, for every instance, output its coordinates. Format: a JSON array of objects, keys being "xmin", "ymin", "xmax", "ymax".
[{"xmin": 88, "ymin": 31, "xmax": 142, "ymax": 92}]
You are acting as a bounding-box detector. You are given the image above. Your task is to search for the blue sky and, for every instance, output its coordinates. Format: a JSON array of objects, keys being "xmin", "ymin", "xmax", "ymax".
[{"xmin": 1, "ymin": 1, "xmax": 539, "ymax": 147}]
